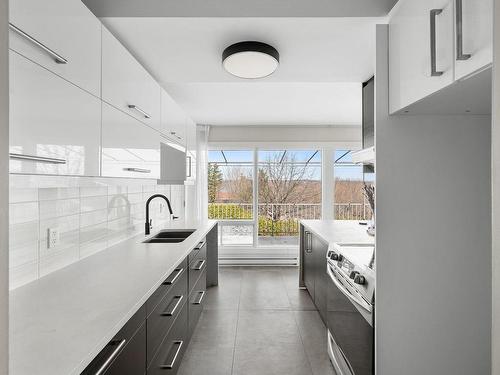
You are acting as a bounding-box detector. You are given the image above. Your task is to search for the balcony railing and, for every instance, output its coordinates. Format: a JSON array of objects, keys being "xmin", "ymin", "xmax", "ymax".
[{"xmin": 208, "ymin": 202, "xmax": 372, "ymax": 236}]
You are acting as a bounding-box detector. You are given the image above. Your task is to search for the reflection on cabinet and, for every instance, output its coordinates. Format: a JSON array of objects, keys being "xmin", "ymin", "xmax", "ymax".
[
  {"xmin": 102, "ymin": 27, "xmax": 161, "ymax": 131},
  {"xmin": 9, "ymin": 51, "xmax": 101, "ymax": 176},
  {"xmin": 389, "ymin": 0, "xmax": 454, "ymax": 113},
  {"xmin": 9, "ymin": 0, "xmax": 102, "ymax": 97},
  {"xmin": 158, "ymin": 141, "xmax": 187, "ymax": 184},
  {"xmin": 454, "ymin": 0, "xmax": 493, "ymax": 80},
  {"xmin": 101, "ymin": 102, "xmax": 160, "ymax": 179},
  {"xmin": 389, "ymin": 0, "xmax": 492, "ymax": 113}
]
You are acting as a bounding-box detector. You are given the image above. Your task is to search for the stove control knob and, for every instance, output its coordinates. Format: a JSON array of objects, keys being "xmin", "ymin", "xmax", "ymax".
[
  {"xmin": 337, "ymin": 254, "xmax": 344, "ymax": 262},
  {"xmin": 349, "ymin": 271, "xmax": 359, "ymax": 280},
  {"xmin": 354, "ymin": 275, "xmax": 366, "ymax": 285},
  {"xmin": 330, "ymin": 253, "xmax": 339, "ymax": 261}
]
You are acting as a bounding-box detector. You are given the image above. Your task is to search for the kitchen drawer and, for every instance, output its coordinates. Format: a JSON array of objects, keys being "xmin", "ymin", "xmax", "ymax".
[
  {"xmin": 102, "ymin": 27, "xmax": 160, "ymax": 131},
  {"xmin": 9, "ymin": 51, "xmax": 101, "ymax": 176},
  {"xmin": 188, "ymin": 238, "xmax": 206, "ymax": 265},
  {"xmin": 188, "ymin": 269, "xmax": 206, "ymax": 338},
  {"xmin": 189, "ymin": 243, "xmax": 207, "ymax": 293},
  {"xmin": 101, "ymin": 102, "xmax": 161, "ymax": 179},
  {"xmin": 147, "ymin": 260, "xmax": 187, "ymax": 317},
  {"xmin": 147, "ymin": 302, "xmax": 188, "ymax": 375},
  {"xmin": 82, "ymin": 305, "xmax": 146, "ymax": 375},
  {"xmin": 147, "ymin": 266, "xmax": 188, "ymax": 366},
  {"xmin": 9, "ymin": 0, "xmax": 101, "ymax": 97}
]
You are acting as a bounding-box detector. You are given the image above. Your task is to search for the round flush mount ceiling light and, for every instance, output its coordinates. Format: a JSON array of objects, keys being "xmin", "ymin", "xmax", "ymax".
[{"xmin": 222, "ymin": 41, "xmax": 279, "ymax": 79}]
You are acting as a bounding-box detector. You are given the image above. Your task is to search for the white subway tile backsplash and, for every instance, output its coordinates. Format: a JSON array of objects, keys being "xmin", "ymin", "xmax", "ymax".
[{"xmin": 9, "ymin": 177, "xmax": 184, "ymax": 290}]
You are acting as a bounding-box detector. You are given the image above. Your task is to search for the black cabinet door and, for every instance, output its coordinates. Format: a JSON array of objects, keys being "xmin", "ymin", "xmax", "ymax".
[
  {"xmin": 313, "ymin": 234, "xmax": 328, "ymax": 324},
  {"xmin": 303, "ymin": 230, "xmax": 315, "ymax": 298}
]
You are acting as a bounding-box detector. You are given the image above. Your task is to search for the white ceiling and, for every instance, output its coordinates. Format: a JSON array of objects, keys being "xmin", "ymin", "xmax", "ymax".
[{"xmin": 101, "ymin": 17, "xmax": 381, "ymax": 126}]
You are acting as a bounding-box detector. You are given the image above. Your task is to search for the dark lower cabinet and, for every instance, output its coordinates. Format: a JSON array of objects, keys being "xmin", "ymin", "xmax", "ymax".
[
  {"xmin": 82, "ymin": 234, "xmax": 211, "ymax": 375},
  {"xmin": 301, "ymin": 225, "xmax": 329, "ymax": 324}
]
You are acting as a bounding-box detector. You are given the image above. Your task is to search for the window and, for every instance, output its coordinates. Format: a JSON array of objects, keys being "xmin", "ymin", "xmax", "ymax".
[
  {"xmin": 334, "ymin": 150, "xmax": 374, "ymax": 221},
  {"xmin": 208, "ymin": 149, "xmax": 322, "ymax": 248}
]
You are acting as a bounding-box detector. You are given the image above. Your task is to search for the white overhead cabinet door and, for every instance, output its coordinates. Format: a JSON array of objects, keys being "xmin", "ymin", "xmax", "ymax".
[
  {"xmin": 101, "ymin": 103, "xmax": 161, "ymax": 179},
  {"xmin": 161, "ymin": 88, "xmax": 187, "ymax": 144},
  {"xmin": 9, "ymin": 52, "xmax": 101, "ymax": 176},
  {"xmin": 9, "ymin": 0, "xmax": 101, "ymax": 97},
  {"xmin": 454, "ymin": 0, "xmax": 493, "ymax": 80},
  {"xmin": 102, "ymin": 27, "xmax": 161, "ymax": 131},
  {"xmin": 389, "ymin": 0, "xmax": 454, "ymax": 113}
]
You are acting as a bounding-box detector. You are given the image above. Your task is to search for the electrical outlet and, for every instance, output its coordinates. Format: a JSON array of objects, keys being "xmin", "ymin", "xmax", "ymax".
[{"xmin": 47, "ymin": 228, "xmax": 60, "ymax": 249}]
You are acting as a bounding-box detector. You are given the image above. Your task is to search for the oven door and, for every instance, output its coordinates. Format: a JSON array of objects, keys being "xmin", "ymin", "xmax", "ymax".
[{"xmin": 327, "ymin": 263, "xmax": 374, "ymax": 375}]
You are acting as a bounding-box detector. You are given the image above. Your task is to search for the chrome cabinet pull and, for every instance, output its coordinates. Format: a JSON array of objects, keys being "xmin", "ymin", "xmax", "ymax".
[
  {"xmin": 163, "ymin": 268, "xmax": 184, "ymax": 285},
  {"xmin": 9, "ymin": 23, "xmax": 68, "ymax": 64},
  {"xmin": 9, "ymin": 153, "xmax": 66, "ymax": 164},
  {"xmin": 193, "ymin": 291, "xmax": 206, "ymax": 305},
  {"xmin": 127, "ymin": 104, "xmax": 151, "ymax": 119},
  {"xmin": 162, "ymin": 295, "xmax": 184, "ymax": 316},
  {"xmin": 430, "ymin": 9, "xmax": 444, "ymax": 76},
  {"xmin": 195, "ymin": 241, "xmax": 206, "ymax": 250},
  {"xmin": 160, "ymin": 341, "xmax": 183, "ymax": 369},
  {"xmin": 455, "ymin": 0, "xmax": 471, "ymax": 60},
  {"xmin": 193, "ymin": 259, "xmax": 206, "ymax": 271},
  {"xmin": 122, "ymin": 167, "xmax": 151, "ymax": 173},
  {"xmin": 305, "ymin": 231, "xmax": 312, "ymax": 253},
  {"xmin": 95, "ymin": 339, "xmax": 126, "ymax": 375}
]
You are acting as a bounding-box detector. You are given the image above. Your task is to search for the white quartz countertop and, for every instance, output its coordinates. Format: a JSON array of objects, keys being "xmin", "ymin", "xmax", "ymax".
[
  {"xmin": 300, "ymin": 219, "xmax": 375, "ymax": 246},
  {"xmin": 9, "ymin": 219, "xmax": 217, "ymax": 375}
]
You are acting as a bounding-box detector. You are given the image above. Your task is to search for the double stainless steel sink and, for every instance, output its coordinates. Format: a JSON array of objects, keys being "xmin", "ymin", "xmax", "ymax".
[{"xmin": 143, "ymin": 229, "xmax": 195, "ymax": 243}]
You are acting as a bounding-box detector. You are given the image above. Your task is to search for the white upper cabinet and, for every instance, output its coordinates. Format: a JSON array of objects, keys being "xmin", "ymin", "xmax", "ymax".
[
  {"xmin": 9, "ymin": 51, "xmax": 101, "ymax": 176},
  {"xmin": 389, "ymin": 0, "xmax": 454, "ymax": 113},
  {"xmin": 101, "ymin": 102, "xmax": 161, "ymax": 179},
  {"xmin": 185, "ymin": 118, "xmax": 197, "ymax": 182},
  {"xmin": 102, "ymin": 27, "xmax": 161, "ymax": 131},
  {"xmin": 160, "ymin": 88, "xmax": 187, "ymax": 144},
  {"xmin": 9, "ymin": 0, "xmax": 101, "ymax": 97},
  {"xmin": 454, "ymin": 0, "xmax": 493, "ymax": 80}
]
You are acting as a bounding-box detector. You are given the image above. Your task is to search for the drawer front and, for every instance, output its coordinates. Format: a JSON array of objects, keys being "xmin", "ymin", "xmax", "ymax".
[
  {"xmin": 189, "ymin": 243, "xmax": 207, "ymax": 293},
  {"xmin": 82, "ymin": 305, "xmax": 146, "ymax": 375},
  {"xmin": 101, "ymin": 102, "xmax": 161, "ymax": 179},
  {"xmin": 148, "ymin": 303, "xmax": 188, "ymax": 375},
  {"xmin": 147, "ymin": 260, "xmax": 187, "ymax": 317},
  {"xmin": 147, "ymin": 267, "xmax": 188, "ymax": 365},
  {"xmin": 102, "ymin": 27, "xmax": 160, "ymax": 131},
  {"xmin": 188, "ymin": 269, "xmax": 206, "ymax": 338},
  {"xmin": 9, "ymin": 0, "xmax": 102, "ymax": 97},
  {"xmin": 9, "ymin": 51, "xmax": 101, "ymax": 176}
]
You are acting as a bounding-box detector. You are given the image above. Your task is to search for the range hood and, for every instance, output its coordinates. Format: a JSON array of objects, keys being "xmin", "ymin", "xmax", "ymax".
[{"xmin": 351, "ymin": 146, "xmax": 375, "ymax": 164}]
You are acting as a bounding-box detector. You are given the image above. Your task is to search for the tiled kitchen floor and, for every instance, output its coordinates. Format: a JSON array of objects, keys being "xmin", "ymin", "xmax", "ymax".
[{"xmin": 178, "ymin": 267, "xmax": 336, "ymax": 375}]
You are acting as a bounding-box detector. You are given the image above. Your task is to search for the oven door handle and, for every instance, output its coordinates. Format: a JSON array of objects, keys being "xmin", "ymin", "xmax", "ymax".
[{"xmin": 327, "ymin": 264, "xmax": 372, "ymax": 314}]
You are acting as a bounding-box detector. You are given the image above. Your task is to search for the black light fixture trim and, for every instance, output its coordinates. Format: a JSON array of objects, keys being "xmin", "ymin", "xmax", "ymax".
[{"xmin": 222, "ymin": 41, "xmax": 280, "ymax": 63}]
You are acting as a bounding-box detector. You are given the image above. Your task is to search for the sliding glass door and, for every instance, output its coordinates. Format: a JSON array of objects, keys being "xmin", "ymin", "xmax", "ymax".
[{"xmin": 208, "ymin": 148, "xmax": 321, "ymax": 249}]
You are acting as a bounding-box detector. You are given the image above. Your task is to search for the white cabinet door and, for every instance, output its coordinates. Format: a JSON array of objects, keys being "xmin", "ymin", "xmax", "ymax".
[
  {"xmin": 102, "ymin": 27, "xmax": 161, "ymax": 131},
  {"xmin": 9, "ymin": 0, "xmax": 101, "ymax": 97},
  {"xmin": 9, "ymin": 51, "xmax": 101, "ymax": 176},
  {"xmin": 159, "ymin": 141, "xmax": 187, "ymax": 184},
  {"xmin": 185, "ymin": 118, "xmax": 197, "ymax": 183},
  {"xmin": 389, "ymin": 0, "xmax": 454, "ymax": 113},
  {"xmin": 101, "ymin": 103, "xmax": 161, "ymax": 179},
  {"xmin": 160, "ymin": 88, "xmax": 187, "ymax": 144},
  {"xmin": 454, "ymin": 0, "xmax": 493, "ymax": 79}
]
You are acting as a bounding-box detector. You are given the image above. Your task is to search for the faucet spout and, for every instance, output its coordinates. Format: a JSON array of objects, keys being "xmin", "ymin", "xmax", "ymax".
[{"xmin": 145, "ymin": 194, "xmax": 175, "ymax": 235}]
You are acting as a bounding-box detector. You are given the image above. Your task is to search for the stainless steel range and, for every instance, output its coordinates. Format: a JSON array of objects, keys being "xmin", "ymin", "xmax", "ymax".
[{"xmin": 326, "ymin": 243, "xmax": 375, "ymax": 375}]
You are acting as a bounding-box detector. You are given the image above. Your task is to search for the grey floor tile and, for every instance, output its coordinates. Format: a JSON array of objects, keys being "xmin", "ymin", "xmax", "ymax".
[
  {"xmin": 294, "ymin": 311, "xmax": 336, "ymax": 375},
  {"xmin": 190, "ymin": 309, "xmax": 238, "ymax": 348},
  {"xmin": 239, "ymin": 268, "xmax": 291, "ymax": 310},
  {"xmin": 204, "ymin": 268, "xmax": 242, "ymax": 311},
  {"xmin": 177, "ymin": 346, "xmax": 234, "ymax": 375},
  {"xmin": 232, "ymin": 342, "xmax": 314, "ymax": 375}
]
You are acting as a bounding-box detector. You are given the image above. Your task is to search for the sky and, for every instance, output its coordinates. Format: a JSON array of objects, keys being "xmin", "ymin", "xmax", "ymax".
[{"xmin": 208, "ymin": 149, "xmax": 373, "ymax": 181}]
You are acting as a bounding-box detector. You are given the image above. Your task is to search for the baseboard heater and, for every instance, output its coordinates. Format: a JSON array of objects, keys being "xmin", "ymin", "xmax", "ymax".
[{"xmin": 219, "ymin": 256, "xmax": 298, "ymax": 266}]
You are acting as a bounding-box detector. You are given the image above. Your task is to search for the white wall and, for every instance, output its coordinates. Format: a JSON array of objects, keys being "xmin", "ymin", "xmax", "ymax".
[
  {"xmin": 0, "ymin": 0, "xmax": 8, "ymax": 372},
  {"xmin": 208, "ymin": 125, "xmax": 362, "ymax": 149},
  {"xmin": 492, "ymin": 0, "xmax": 500, "ymax": 372},
  {"xmin": 375, "ymin": 25, "xmax": 491, "ymax": 375}
]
